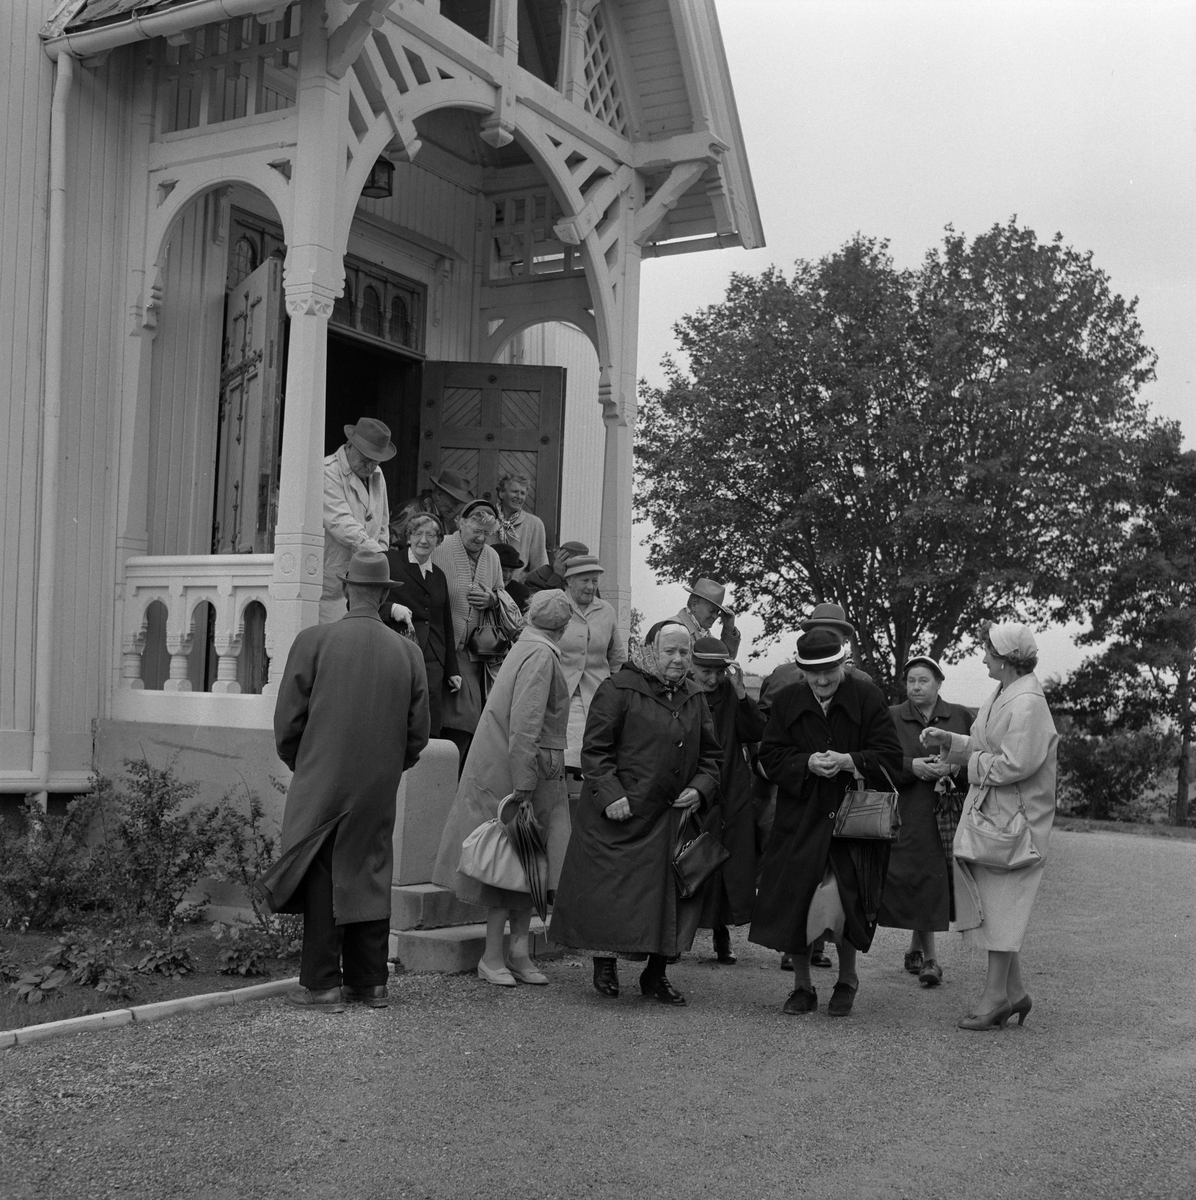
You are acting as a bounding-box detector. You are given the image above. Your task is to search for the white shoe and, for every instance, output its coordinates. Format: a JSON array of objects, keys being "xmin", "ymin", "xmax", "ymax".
[
  {"xmin": 477, "ymin": 960, "xmax": 517, "ymax": 987},
  {"xmin": 506, "ymin": 959, "xmax": 549, "ymax": 985}
]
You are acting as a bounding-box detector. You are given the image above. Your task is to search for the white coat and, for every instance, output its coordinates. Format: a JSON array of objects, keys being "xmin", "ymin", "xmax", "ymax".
[
  {"xmin": 321, "ymin": 446, "xmax": 389, "ymax": 621},
  {"xmin": 943, "ymin": 672, "xmax": 1059, "ymax": 951},
  {"xmin": 559, "ymin": 596, "xmax": 627, "ymax": 768}
]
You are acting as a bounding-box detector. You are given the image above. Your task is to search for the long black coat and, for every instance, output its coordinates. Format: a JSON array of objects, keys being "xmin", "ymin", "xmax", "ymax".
[
  {"xmin": 550, "ymin": 665, "xmax": 722, "ymax": 956},
  {"xmin": 749, "ymin": 673, "xmax": 902, "ymax": 954},
  {"xmin": 877, "ymin": 697, "xmax": 973, "ymax": 930},
  {"xmin": 383, "ymin": 551, "xmax": 457, "ymax": 737},
  {"xmin": 699, "ymin": 681, "xmax": 766, "ymax": 928},
  {"xmin": 258, "ymin": 607, "xmax": 430, "ymax": 924}
]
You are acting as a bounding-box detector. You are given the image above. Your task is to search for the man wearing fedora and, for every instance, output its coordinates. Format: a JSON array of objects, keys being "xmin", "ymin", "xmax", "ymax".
[
  {"xmin": 391, "ymin": 468, "xmax": 474, "ymax": 546},
  {"xmin": 671, "ymin": 577, "xmax": 741, "ymax": 659},
  {"xmin": 259, "ymin": 549, "xmax": 430, "ymax": 1012},
  {"xmin": 525, "ymin": 541, "xmax": 591, "ymax": 596},
  {"xmin": 322, "ymin": 418, "xmax": 395, "ymax": 624}
]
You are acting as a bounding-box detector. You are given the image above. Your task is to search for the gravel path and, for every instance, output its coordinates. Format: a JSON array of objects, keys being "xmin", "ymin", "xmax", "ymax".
[{"xmin": 2, "ymin": 830, "xmax": 1194, "ymax": 1199}]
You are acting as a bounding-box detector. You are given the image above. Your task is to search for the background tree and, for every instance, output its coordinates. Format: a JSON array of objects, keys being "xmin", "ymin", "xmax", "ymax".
[
  {"xmin": 635, "ymin": 221, "xmax": 1158, "ymax": 695},
  {"xmin": 1049, "ymin": 429, "xmax": 1195, "ymax": 825}
]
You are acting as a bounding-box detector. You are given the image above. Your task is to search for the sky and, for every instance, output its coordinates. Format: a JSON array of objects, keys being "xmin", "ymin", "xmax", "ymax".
[{"xmin": 630, "ymin": 0, "xmax": 1196, "ymax": 705}]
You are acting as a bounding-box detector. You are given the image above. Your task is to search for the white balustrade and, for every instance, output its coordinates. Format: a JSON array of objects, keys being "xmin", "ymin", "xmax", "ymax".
[{"xmin": 120, "ymin": 555, "xmax": 274, "ymax": 694}]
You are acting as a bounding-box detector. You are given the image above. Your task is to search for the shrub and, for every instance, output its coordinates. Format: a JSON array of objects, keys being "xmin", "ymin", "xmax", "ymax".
[
  {"xmin": 135, "ymin": 945, "xmax": 193, "ymax": 979},
  {"xmin": 97, "ymin": 759, "xmax": 230, "ymax": 929},
  {"xmin": 10, "ymin": 965, "xmax": 70, "ymax": 1005},
  {"xmin": 0, "ymin": 794, "xmax": 109, "ymax": 929},
  {"xmin": 1057, "ymin": 726, "xmax": 1177, "ymax": 821},
  {"xmin": 211, "ymin": 923, "xmax": 268, "ymax": 976}
]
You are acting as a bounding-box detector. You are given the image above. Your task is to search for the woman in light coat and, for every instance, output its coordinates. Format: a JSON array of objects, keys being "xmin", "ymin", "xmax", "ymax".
[
  {"xmin": 921, "ymin": 621, "xmax": 1058, "ymax": 1031},
  {"xmin": 432, "ymin": 590, "xmax": 571, "ymax": 987}
]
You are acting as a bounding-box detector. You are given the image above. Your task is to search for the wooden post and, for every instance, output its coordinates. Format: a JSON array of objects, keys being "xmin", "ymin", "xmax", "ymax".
[{"xmin": 268, "ymin": 0, "xmax": 345, "ymax": 692}]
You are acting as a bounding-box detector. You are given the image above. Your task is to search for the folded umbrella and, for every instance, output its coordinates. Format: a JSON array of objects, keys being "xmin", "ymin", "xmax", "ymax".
[{"xmin": 507, "ymin": 797, "xmax": 550, "ymax": 923}]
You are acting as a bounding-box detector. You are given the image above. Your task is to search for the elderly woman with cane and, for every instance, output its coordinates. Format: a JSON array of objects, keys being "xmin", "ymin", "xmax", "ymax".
[
  {"xmin": 750, "ymin": 628, "xmax": 903, "ymax": 1018},
  {"xmin": 433, "ymin": 590, "xmax": 572, "ymax": 986},
  {"xmin": 920, "ymin": 622, "xmax": 1058, "ymax": 1030},
  {"xmin": 551, "ymin": 621, "xmax": 722, "ymax": 1007}
]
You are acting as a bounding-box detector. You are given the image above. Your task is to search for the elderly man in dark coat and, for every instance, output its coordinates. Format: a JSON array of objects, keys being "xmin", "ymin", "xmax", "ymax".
[
  {"xmin": 750, "ymin": 628, "xmax": 902, "ymax": 1019},
  {"xmin": 690, "ymin": 637, "xmax": 766, "ymax": 966},
  {"xmin": 259, "ymin": 550, "xmax": 430, "ymax": 1012}
]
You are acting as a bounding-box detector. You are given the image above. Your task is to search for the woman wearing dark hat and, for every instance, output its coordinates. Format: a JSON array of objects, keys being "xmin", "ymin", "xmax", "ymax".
[
  {"xmin": 551, "ymin": 621, "xmax": 721, "ymax": 1007},
  {"xmin": 877, "ymin": 656, "xmax": 972, "ymax": 987},
  {"xmin": 432, "ymin": 499, "xmax": 507, "ymax": 767},
  {"xmin": 493, "ymin": 542, "xmax": 531, "ymax": 614},
  {"xmin": 750, "ymin": 628, "xmax": 902, "ymax": 1018},
  {"xmin": 690, "ymin": 637, "xmax": 766, "ymax": 965},
  {"xmin": 433, "ymin": 590, "xmax": 572, "ymax": 987}
]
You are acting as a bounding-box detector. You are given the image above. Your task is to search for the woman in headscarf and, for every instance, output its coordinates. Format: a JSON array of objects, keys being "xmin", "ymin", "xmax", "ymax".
[
  {"xmin": 689, "ymin": 637, "xmax": 766, "ymax": 965},
  {"xmin": 877, "ymin": 655, "xmax": 972, "ymax": 988},
  {"xmin": 920, "ymin": 622, "xmax": 1058, "ymax": 1030},
  {"xmin": 432, "ymin": 590, "xmax": 572, "ymax": 987},
  {"xmin": 550, "ymin": 621, "xmax": 722, "ymax": 1007},
  {"xmin": 750, "ymin": 628, "xmax": 903, "ymax": 1019}
]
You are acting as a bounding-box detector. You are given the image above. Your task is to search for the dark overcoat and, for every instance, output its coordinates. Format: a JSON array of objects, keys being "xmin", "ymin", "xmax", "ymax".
[
  {"xmin": 877, "ymin": 697, "xmax": 972, "ymax": 931},
  {"xmin": 550, "ymin": 664, "xmax": 722, "ymax": 956},
  {"xmin": 383, "ymin": 550, "xmax": 457, "ymax": 736},
  {"xmin": 698, "ymin": 681, "xmax": 766, "ymax": 928},
  {"xmin": 749, "ymin": 673, "xmax": 902, "ymax": 954},
  {"xmin": 258, "ymin": 606, "xmax": 430, "ymax": 924}
]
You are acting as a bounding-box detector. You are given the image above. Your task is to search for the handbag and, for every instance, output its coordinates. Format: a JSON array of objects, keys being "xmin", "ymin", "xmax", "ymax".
[
  {"xmin": 466, "ymin": 605, "xmax": 512, "ymax": 660},
  {"xmin": 459, "ymin": 795, "xmax": 529, "ymax": 892},
  {"xmin": 832, "ymin": 763, "xmax": 901, "ymax": 840},
  {"xmin": 954, "ymin": 774, "xmax": 1042, "ymax": 871},
  {"xmin": 672, "ymin": 809, "xmax": 730, "ymax": 900}
]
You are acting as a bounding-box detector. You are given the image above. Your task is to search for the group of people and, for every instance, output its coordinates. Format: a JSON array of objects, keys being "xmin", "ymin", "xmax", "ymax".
[{"xmin": 265, "ymin": 416, "xmax": 1059, "ymax": 1031}]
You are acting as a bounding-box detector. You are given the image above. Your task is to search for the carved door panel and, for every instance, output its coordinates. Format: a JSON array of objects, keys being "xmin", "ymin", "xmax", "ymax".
[
  {"xmin": 213, "ymin": 256, "xmax": 284, "ymax": 553},
  {"xmin": 419, "ymin": 362, "xmax": 566, "ymax": 546}
]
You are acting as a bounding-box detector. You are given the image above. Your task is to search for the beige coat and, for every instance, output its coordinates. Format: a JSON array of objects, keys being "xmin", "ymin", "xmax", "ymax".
[
  {"xmin": 432, "ymin": 626, "xmax": 570, "ymax": 910},
  {"xmin": 943, "ymin": 672, "xmax": 1059, "ymax": 951},
  {"xmin": 559, "ymin": 596, "xmax": 627, "ymax": 767},
  {"xmin": 321, "ymin": 447, "xmax": 389, "ymax": 619}
]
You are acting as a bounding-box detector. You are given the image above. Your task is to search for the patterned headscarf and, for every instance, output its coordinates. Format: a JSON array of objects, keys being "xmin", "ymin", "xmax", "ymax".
[{"xmin": 630, "ymin": 620, "xmax": 691, "ymax": 684}]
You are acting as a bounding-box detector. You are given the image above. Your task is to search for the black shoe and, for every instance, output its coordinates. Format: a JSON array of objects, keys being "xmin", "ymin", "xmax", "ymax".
[
  {"xmin": 342, "ymin": 984, "xmax": 388, "ymax": 1008},
  {"xmin": 918, "ymin": 959, "xmax": 943, "ymax": 988},
  {"xmin": 903, "ymin": 949, "xmax": 924, "ymax": 974},
  {"xmin": 640, "ymin": 970, "xmax": 686, "ymax": 1006},
  {"xmin": 780, "ymin": 953, "xmax": 794, "ymax": 971},
  {"xmin": 810, "ymin": 950, "xmax": 833, "ymax": 969},
  {"xmin": 592, "ymin": 957, "xmax": 619, "ymax": 998},
  {"xmin": 782, "ymin": 985, "xmax": 817, "ymax": 1015},
  {"xmin": 828, "ymin": 981, "xmax": 858, "ymax": 1017},
  {"xmin": 712, "ymin": 927, "xmax": 736, "ymax": 965},
  {"xmin": 288, "ymin": 986, "xmax": 345, "ymax": 1013}
]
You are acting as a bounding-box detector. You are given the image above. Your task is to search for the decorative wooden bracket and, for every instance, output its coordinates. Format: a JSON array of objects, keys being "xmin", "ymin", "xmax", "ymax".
[
  {"xmin": 327, "ymin": 0, "xmax": 392, "ymax": 80},
  {"xmin": 633, "ymin": 160, "xmax": 708, "ymax": 246},
  {"xmin": 553, "ymin": 165, "xmax": 633, "ymax": 245},
  {"xmin": 480, "ymin": 0, "xmax": 519, "ymax": 148}
]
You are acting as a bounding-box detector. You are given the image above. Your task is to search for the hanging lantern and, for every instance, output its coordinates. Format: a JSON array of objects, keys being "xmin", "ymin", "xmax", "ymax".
[{"xmin": 362, "ymin": 155, "xmax": 394, "ymax": 199}]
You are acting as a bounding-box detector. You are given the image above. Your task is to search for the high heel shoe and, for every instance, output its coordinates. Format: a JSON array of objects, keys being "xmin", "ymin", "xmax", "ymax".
[
  {"xmin": 1008, "ymin": 993, "xmax": 1033, "ymax": 1025},
  {"xmin": 957, "ymin": 999, "xmax": 1013, "ymax": 1031}
]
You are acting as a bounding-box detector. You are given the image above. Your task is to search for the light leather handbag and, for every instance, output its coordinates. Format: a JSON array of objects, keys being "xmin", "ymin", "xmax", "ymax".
[
  {"xmin": 954, "ymin": 776, "xmax": 1042, "ymax": 871},
  {"xmin": 832, "ymin": 764, "xmax": 901, "ymax": 841},
  {"xmin": 459, "ymin": 795, "xmax": 529, "ymax": 892}
]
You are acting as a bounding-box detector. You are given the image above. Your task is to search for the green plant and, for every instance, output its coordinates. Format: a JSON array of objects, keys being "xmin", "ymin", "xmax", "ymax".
[
  {"xmin": 135, "ymin": 945, "xmax": 193, "ymax": 979},
  {"xmin": 39, "ymin": 932, "xmax": 139, "ymax": 1001},
  {"xmin": 97, "ymin": 758, "xmax": 229, "ymax": 930},
  {"xmin": 0, "ymin": 794, "xmax": 108, "ymax": 929},
  {"xmin": 215, "ymin": 785, "xmax": 303, "ymax": 958},
  {"xmin": 211, "ymin": 922, "xmax": 269, "ymax": 976},
  {"xmin": 0, "ymin": 956, "xmax": 21, "ymax": 984},
  {"xmin": 9, "ymin": 964, "xmax": 69, "ymax": 1005}
]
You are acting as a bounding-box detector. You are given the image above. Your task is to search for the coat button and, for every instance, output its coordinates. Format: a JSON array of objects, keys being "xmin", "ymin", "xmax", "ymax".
[
  {"xmin": 829, "ymin": 812, "xmax": 836, "ymax": 818},
  {"xmin": 676, "ymin": 742, "xmax": 683, "ymax": 748}
]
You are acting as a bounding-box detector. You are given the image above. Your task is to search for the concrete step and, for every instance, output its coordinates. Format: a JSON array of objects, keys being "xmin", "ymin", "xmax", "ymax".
[
  {"xmin": 391, "ymin": 883, "xmax": 486, "ymax": 931},
  {"xmin": 389, "ymin": 918, "xmax": 558, "ymax": 974}
]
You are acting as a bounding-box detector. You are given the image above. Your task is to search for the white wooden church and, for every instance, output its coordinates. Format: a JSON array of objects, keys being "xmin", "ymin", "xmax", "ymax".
[{"xmin": 0, "ymin": 0, "xmax": 762, "ymax": 827}]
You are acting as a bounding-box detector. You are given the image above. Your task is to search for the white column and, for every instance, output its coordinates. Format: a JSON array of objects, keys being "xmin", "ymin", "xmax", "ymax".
[{"xmin": 268, "ymin": 0, "xmax": 345, "ymax": 692}]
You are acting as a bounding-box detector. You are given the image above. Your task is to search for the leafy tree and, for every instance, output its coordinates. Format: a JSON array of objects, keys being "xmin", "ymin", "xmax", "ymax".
[
  {"xmin": 636, "ymin": 222, "xmax": 1158, "ymax": 695},
  {"xmin": 1049, "ymin": 429, "xmax": 1196, "ymax": 824}
]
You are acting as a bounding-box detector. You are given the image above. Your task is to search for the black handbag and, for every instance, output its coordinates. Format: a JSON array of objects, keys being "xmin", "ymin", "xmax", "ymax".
[
  {"xmin": 832, "ymin": 764, "xmax": 901, "ymax": 841},
  {"xmin": 672, "ymin": 809, "xmax": 730, "ymax": 899}
]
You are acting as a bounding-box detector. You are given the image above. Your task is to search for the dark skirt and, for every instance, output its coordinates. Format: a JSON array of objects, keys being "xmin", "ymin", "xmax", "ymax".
[{"xmin": 876, "ymin": 788, "xmax": 951, "ymax": 931}]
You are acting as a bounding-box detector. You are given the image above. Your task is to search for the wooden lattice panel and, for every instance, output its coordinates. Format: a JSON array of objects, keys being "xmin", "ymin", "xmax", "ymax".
[
  {"xmin": 582, "ymin": 7, "xmax": 628, "ymax": 137},
  {"xmin": 442, "ymin": 387, "xmax": 483, "ymax": 427},
  {"xmin": 501, "ymin": 389, "xmax": 541, "ymax": 430}
]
